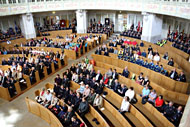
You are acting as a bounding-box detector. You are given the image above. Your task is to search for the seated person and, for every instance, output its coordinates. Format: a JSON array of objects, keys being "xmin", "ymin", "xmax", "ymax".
[
  {"xmin": 87, "ymin": 89, "xmax": 96, "ymax": 105},
  {"xmin": 78, "ymin": 97, "xmax": 89, "ymax": 117},
  {"xmin": 43, "ymin": 90, "xmax": 52, "ymax": 107},
  {"xmin": 148, "ymin": 90, "xmax": 157, "ymax": 105},
  {"xmin": 141, "ymin": 85, "xmax": 150, "ymax": 104},
  {"xmin": 177, "ymin": 72, "xmax": 186, "ymax": 82},
  {"xmin": 163, "ymin": 52, "xmax": 169, "ymax": 60},
  {"xmin": 125, "ymin": 87, "xmax": 135, "ymax": 101},
  {"xmin": 153, "ymin": 53, "xmax": 160, "ymax": 62},
  {"xmin": 122, "ymin": 66, "xmax": 130, "ymax": 78},
  {"xmin": 48, "ymin": 92, "xmax": 58, "ymax": 109},
  {"xmin": 118, "ymin": 84, "xmax": 127, "ymax": 96},
  {"xmin": 83, "ymin": 85, "xmax": 90, "ymax": 98},
  {"xmin": 163, "ymin": 101, "xmax": 175, "ymax": 120},
  {"xmin": 71, "ymin": 116, "xmax": 82, "ymax": 127},
  {"xmin": 168, "ymin": 58, "xmax": 174, "ymax": 66},
  {"xmin": 142, "ymin": 76, "xmax": 150, "ymax": 86},
  {"xmin": 154, "ymin": 95, "xmax": 164, "ymax": 112},
  {"xmin": 112, "ymin": 69, "xmax": 118, "ymax": 80},
  {"xmin": 102, "ymin": 74, "xmax": 109, "ymax": 85},
  {"xmin": 136, "ymin": 72, "xmax": 144, "ymax": 85},
  {"xmin": 141, "ymin": 50, "xmax": 147, "ymax": 57},
  {"xmin": 169, "ymin": 69, "xmax": 178, "ymax": 80},
  {"xmin": 93, "ymin": 94, "xmax": 103, "ymax": 108},
  {"xmin": 118, "ymin": 96, "xmax": 130, "ymax": 114},
  {"xmin": 170, "ymin": 106, "xmax": 183, "ymax": 126},
  {"xmin": 63, "ymin": 106, "xmax": 75, "ymax": 126},
  {"xmin": 106, "ymin": 68, "xmax": 113, "ymax": 78},
  {"xmin": 104, "ymin": 49, "xmax": 109, "ymax": 56},
  {"xmin": 77, "ymin": 82, "xmax": 85, "ymax": 94}
]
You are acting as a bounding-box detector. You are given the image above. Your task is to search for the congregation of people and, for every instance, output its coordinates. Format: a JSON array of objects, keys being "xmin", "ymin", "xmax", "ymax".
[
  {"xmin": 167, "ymin": 31, "xmax": 190, "ymax": 54},
  {"xmin": 0, "ymin": 49, "xmax": 65, "ymax": 97},
  {"xmin": 34, "ymin": 56, "xmax": 183, "ymax": 127},
  {"xmin": 95, "ymin": 37, "xmax": 186, "ymax": 82}
]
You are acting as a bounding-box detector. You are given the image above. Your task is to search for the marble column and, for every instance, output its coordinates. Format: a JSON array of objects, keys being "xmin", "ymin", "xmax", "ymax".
[
  {"xmin": 141, "ymin": 13, "xmax": 163, "ymax": 43},
  {"xmin": 20, "ymin": 13, "xmax": 36, "ymax": 39},
  {"xmin": 76, "ymin": 10, "xmax": 88, "ymax": 33}
]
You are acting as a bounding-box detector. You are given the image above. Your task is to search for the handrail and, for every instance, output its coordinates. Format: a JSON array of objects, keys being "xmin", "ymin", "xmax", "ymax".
[
  {"xmin": 25, "ymin": 97, "xmax": 63, "ymax": 127},
  {"xmin": 92, "ymin": 60, "xmax": 188, "ymax": 105}
]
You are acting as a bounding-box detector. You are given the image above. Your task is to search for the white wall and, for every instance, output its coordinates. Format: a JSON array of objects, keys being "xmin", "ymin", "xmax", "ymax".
[{"xmin": 0, "ymin": 16, "xmax": 20, "ymax": 32}]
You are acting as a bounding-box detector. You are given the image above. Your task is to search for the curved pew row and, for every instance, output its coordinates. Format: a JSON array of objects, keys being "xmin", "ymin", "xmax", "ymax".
[
  {"xmin": 35, "ymin": 86, "xmax": 88, "ymax": 127},
  {"xmin": 25, "ymin": 97, "xmax": 63, "ymax": 127},
  {"xmin": 106, "ymin": 47, "xmax": 183, "ymax": 75},
  {"xmin": 121, "ymin": 36, "xmax": 190, "ymax": 73},
  {"xmin": 92, "ymin": 54, "xmax": 189, "ymax": 94},
  {"xmin": 103, "ymin": 87, "xmax": 154, "ymax": 127},
  {"xmin": 46, "ymin": 83, "xmax": 110, "ymax": 127},
  {"xmin": 164, "ymin": 41, "xmax": 189, "ymax": 59},
  {"xmin": 70, "ymin": 81, "xmax": 132, "ymax": 127},
  {"xmin": 93, "ymin": 58, "xmax": 188, "ymax": 105},
  {"xmin": 93, "ymin": 66, "xmax": 175, "ymax": 127},
  {"xmin": 106, "ymin": 44, "xmax": 180, "ymax": 69},
  {"xmin": 0, "ymin": 56, "xmax": 68, "ymax": 101}
]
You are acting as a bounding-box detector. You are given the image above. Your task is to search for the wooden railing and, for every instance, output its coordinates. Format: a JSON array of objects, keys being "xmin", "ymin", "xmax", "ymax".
[
  {"xmin": 25, "ymin": 97, "xmax": 63, "ymax": 127},
  {"xmin": 92, "ymin": 54, "xmax": 189, "ymax": 94}
]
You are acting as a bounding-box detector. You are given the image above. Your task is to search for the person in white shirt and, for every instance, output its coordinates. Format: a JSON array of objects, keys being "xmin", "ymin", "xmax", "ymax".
[
  {"xmin": 119, "ymin": 96, "xmax": 130, "ymax": 114},
  {"xmin": 153, "ymin": 54, "xmax": 160, "ymax": 62},
  {"xmin": 44, "ymin": 90, "xmax": 52, "ymax": 104},
  {"xmin": 83, "ymin": 85, "xmax": 90, "ymax": 98},
  {"xmin": 125, "ymin": 87, "xmax": 135, "ymax": 101},
  {"xmin": 72, "ymin": 72, "xmax": 79, "ymax": 83},
  {"xmin": 148, "ymin": 51, "xmax": 153, "ymax": 60}
]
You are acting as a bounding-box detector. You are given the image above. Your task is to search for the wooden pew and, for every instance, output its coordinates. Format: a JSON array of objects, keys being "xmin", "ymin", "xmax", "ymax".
[
  {"xmin": 93, "ymin": 66, "xmax": 175, "ymax": 127},
  {"xmin": 93, "ymin": 61, "xmax": 188, "ymax": 105},
  {"xmin": 121, "ymin": 36, "xmax": 190, "ymax": 73},
  {"xmin": 25, "ymin": 97, "xmax": 63, "ymax": 127},
  {"xmin": 44, "ymin": 83, "xmax": 89, "ymax": 127},
  {"xmin": 92, "ymin": 54, "xmax": 189, "ymax": 94},
  {"xmin": 164, "ymin": 41, "xmax": 189, "ymax": 60},
  {"xmin": 103, "ymin": 87, "xmax": 154, "ymax": 127}
]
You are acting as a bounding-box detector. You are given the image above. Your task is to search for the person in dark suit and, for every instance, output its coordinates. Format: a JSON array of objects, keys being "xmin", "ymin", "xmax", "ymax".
[
  {"xmin": 171, "ymin": 106, "xmax": 183, "ymax": 126},
  {"xmin": 54, "ymin": 74, "xmax": 62, "ymax": 86},
  {"xmin": 62, "ymin": 75, "xmax": 69, "ymax": 88},
  {"xmin": 89, "ymin": 68, "xmax": 96, "ymax": 79},
  {"xmin": 75, "ymin": 65, "xmax": 82, "ymax": 75},
  {"xmin": 108, "ymin": 46, "xmax": 114, "ymax": 53},
  {"xmin": 122, "ymin": 66, "xmax": 130, "ymax": 78},
  {"xmin": 29, "ymin": 67, "xmax": 36, "ymax": 83},
  {"xmin": 95, "ymin": 70, "xmax": 102, "ymax": 82},
  {"xmin": 95, "ymin": 47, "xmax": 102, "ymax": 55},
  {"xmin": 169, "ymin": 69, "xmax": 178, "ymax": 80},
  {"xmin": 118, "ymin": 84, "xmax": 127, "ymax": 96},
  {"xmin": 2, "ymin": 58, "xmax": 7, "ymax": 65},
  {"xmin": 177, "ymin": 72, "xmax": 186, "ymax": 82},
  {"xmin": 78, "ymin": 97, "xmax": 89, "ymax": 117},
  {"xmin": 112, "ymin": 69, "xmax": 118, "ymax": 80},
  {"xmin": 168, "ymin": 58, "xmax": 174, "ymax": 66},
  {"xmin": 63, "ymin": 106, "xmax": 75, "ymax": 126},
  {"xmin": 112, "ymin": 79, "xmax": 121, "ymax": 93},
  {"xmin": 163, "ymin": 101, "xmax": 175, "ymax": 120},
  {"xmin": 22, "ymin": 64, "xmax": 30, "ymax": 75}
]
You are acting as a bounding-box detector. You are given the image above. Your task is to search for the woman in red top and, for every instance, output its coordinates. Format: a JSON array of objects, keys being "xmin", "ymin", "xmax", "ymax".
[
  {"xmin": 102, "ymin": 74, "xmax": 109, "ymax": 85},
  {"xmin": 155, "ymin": 95, "xmax": 164, "ymax": 112}
]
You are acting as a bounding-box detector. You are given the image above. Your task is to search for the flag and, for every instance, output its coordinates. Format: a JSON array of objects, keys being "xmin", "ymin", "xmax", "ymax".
[
  {"xmin": 137, "ymin": 21, "xmax": 140, "ymax": 32},
  {"xmin": 168, "ymin": 25, "xmax": 170, "ymax": 38}
]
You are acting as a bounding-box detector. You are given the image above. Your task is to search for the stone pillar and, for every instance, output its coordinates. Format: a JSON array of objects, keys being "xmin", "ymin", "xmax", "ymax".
[
  {"xmin": 141, "ymin": 13, "xmax": 163, "ymax": 43},
  {"xmin": 76, "ymin": 10, "xmax": 87, "ymax": 33},
  {"xmin": 20, "ymin": 13, "xmax": 36, "ymax": 39}
]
